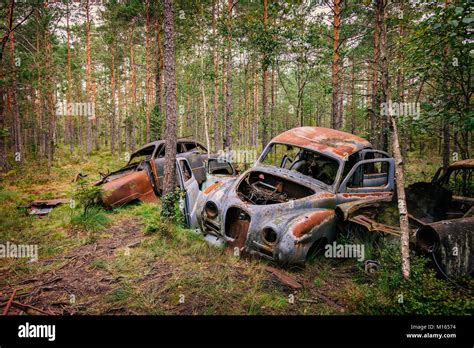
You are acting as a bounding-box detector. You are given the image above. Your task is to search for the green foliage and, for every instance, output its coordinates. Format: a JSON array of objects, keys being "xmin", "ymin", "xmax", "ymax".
[
  {"xmin": 352, "ymin": 244, "xmax": 473, "ymax": 315},
  {"xmin": 131, "ymin": 203, "xmax": 172, "ymax": 237},
  {"xmin": 72, "ymin": 179, "xmax": 103, "ymax": 214},
  {"xmin": 150, "ymin": 104, "xmax": 164, "ymax": 141},
  {"xmin": 70, "ymin": 179, "xmax": 109, "ymax": 239},
  {"xmin": 71, "ymin": 206, "xmax": 110, "ymax": 237},
  {"xmin": 160, "ymin": 188, "xmax": 186, "ymax": 227}
]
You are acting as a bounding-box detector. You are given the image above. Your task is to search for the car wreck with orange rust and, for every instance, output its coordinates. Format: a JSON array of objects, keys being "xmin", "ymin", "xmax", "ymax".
[
  {"xmin": 195, "ymin": 127, "xmax": 396, "ymax": 265},
  {"xmin": 336, "ymin": 158, "xmax": 474, "ymax": 277},
  {"xmin": 95, "ymin": 139, "xmax": 236, "ymax": 210}
]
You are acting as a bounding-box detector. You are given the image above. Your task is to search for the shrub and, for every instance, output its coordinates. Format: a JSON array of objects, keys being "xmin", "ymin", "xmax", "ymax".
[
  {"xmin": 160, "ymin": 188, "xmax": 185, "ymax": 226},
  {"xmin": 70, "ymin": 180, "xmax": 109, "ymax": 240},
  {"xmin": 353, "ymin": 244, "xmax": 473, "ymax": 315}
]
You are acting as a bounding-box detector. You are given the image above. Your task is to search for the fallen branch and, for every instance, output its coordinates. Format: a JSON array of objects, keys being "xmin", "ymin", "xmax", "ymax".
[
  {"xmin": 265, "ymin": 266, "xmax": 302, "ymax": 290},
  {"xmin": 10, "ymin": 301, "xmax": 55, "ymax": 315},
  {"xmin": 2, "ymin": 289, "xmax": 17, "ymax": 315}
]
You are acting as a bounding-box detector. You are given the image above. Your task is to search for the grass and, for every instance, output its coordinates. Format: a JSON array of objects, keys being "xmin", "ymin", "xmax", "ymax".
[{"xmin": 0, "ymin": 146, "xmax": 470, "ymax": 315}]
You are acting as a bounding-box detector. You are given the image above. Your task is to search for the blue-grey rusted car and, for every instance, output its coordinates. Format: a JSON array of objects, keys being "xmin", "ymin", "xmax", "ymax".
[{"xmin": 191, "ymin": 127, "xmax": 396, "ymax": 266}]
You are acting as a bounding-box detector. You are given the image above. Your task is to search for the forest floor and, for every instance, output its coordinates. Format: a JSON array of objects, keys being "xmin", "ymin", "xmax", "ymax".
[{"xmin": 0, "ymin": 146, "xmax": 463, "ymax": 315}]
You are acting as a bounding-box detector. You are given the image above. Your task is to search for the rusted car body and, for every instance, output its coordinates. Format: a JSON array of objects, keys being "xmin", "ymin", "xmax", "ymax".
[
  {"xmin": 195, "ymin": 127, "xmax": 396, "ymax": 265},
  {"xmin": 412, "ymin": 159, "xmax": 473, "ymax": 277},
  {"xmin": 338, "ymin": 159, "xmax": 474, "ymax": 277},
  {"xmin": 95, "ymin": 139, "xmax": 234, "ymax": 208}
]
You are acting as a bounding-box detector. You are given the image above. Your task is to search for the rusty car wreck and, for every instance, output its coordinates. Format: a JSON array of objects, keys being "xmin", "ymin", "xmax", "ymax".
[
  {"xmin": 92, "ymin": 128, "xmax": 472, "ymax": 275},
  {"xmin": 337, "ymin": 159, "xmax": 474, "ymax": 277},
  {"xmin": 194, "ymin": 127, "xmax": 397, "ymax": 265},
  {"xmin": 95, "ymin": 139, "xmax": 235, "ymax": 209}
]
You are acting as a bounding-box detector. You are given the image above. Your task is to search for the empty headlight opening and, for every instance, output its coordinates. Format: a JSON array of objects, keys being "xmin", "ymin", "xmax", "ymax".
[
  {"xmin": 262, "ymin": 227, "xmax": 277, "ymax": 244},
  {"xmin": 205, "ymin": 201, "xmax": 218, "ymax": 219}
]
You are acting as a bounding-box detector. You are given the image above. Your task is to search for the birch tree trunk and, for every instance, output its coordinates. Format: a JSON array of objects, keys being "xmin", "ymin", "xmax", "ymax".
[
  {"xmin": 162, "ymin": 0, "xmax": 178, "ymax": 195},
  {"xmin": 380, "ymin": 0, "xmax": 410, "ymax": 279}
]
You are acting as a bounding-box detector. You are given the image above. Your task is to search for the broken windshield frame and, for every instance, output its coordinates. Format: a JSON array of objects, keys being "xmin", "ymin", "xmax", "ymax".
[
  {"xmin": 258, "ymin": 142, "xmax": 342, "ymax": 189},
  {"xmin": 127, "ymin": 145, "xmax": 157, "ymax": 166}
]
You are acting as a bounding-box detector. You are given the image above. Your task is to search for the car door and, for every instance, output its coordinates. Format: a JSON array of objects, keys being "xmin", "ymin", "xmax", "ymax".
[
  {"xmin": 337, "ymin": 158, "xmax": 395, "ymax": 203},
  {"xmin": 185, "ymin": 152, "xmax": 207, "ymax": 186},
  {"xmin": 176, "ymin": 158, "xmax": 201, "ymax": 228}
]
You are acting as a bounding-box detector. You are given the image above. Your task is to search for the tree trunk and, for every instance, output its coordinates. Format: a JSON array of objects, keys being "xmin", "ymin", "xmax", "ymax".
[
  {"xmin": 110, "ymin": 44, "xmax": 116, "ymax": 155},
  {"xmin": 0, "ymin": 52, "xmax": 8, "ymax": 172},
  {"xmin": 212, "ymin": 0, "xmax": 219, "ymax": 151},
  {"xmin": 162, "ymin": 0, "xmax": 178, "ymax": 196},
  {"xmin": 339, "ymin": 58, "xmax": 344, "ymax": 129},
  {"xmin": 223, "ymin": 0, "xmax": 233, "ymax": 150},
  {"xmin": 371, "ymin": 0, "xmax": 382, "ymax": 147},
  {"xmin": 261, "ymin": 0, "xmax": 269, "ymax": 150},
  {"xmin": 331, "ymin": 0, "xmax": 342, "ymax": 130},
  {"xmin": 351, "ymin": 58, "xmax": 356, "ymax": 134},
  {"xmin": 129, "ymin": 26, "xmax": 136, "ymax": 152},
  {"xmin": 380, "ymin": 0, "xmax": 410, "ymax": 279},
  {"xmin": 145, "ymin": 0, "xmax": 151, "ymax": 142},
  {"xmin": 442, "ymin": 0, "xmax": 451, "ymax": 169},
  {"xmin": 155, "ymin": 17, "xmax": 164, "ymax": 139},
  {"xmin": 270, "ymin": 66, "xmax": 276, "ymax": 139},
  {"xmin": 378, "ymin": 1, "xmax": 389, "ymax": 152},
  {"xmin": 66, "ymin": 0, "xmax": 74, "ymax": 154},
  {"xmin": 85, "ymin": 0, "xmax": 93, "ymax": 155},
  {"xmin": 8, "ymin": 31, "xmax": 22, "ymax": 163},
  {"xmin": 200, "ymin": 47, "xmax": 211, "ymax": 153}
]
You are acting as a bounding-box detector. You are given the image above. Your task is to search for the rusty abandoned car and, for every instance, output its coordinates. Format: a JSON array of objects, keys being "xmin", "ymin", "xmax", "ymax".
[
  {"xmin": 410, "ymin": 159, "xmax": 473, "ymax": 276},
  {"xmin": 95, "ymin": 139, "xmax": 235, "ymax": 209},
  {"xmin": 336, "ymin": 159, "xmax": 474, "ymax": 277},
  {"xmin": 92, "ymin": 129, "xmax": 472, "ymax": 274},
  {"xmin": 194, "ymin": 127, "xmax": 397, "ymax": 265}
]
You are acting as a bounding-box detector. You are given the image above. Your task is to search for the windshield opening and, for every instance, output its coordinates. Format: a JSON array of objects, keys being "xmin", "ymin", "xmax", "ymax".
[
  {"xmin": 261, "ymin": 143, "xmax": 340, "ymax": 186},
  {"xmin": 128, "ymin": 146, "xmax": 156, "ymax": 165}
]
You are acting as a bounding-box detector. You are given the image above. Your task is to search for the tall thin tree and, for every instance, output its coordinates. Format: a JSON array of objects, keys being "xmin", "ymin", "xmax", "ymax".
[{"xmin": 162, "ymin": 0, "xmax": 178, "ymax": 196}]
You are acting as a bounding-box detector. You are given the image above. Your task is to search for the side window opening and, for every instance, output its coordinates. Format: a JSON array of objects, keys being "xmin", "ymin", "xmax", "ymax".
[
  {"xmin": 348, "ymin": 161, "xmax": 389, "ymax": 188},
  {"xmin": 446, "ymin": 169, "xmax": 473, "ymax": 198},
  {"xmin": 179, "ymin": 160, "xmax": 193, "ymax": 183},
  {"xmin": 185, "ymin": 142, "xmax": 196, "ymax": 151},
  {"xmin": 342, "ymin": 153, "xmax": 358, "ymax": 179},
  {"xmin": 178, "ymin": 143, "xmax": 186, "ymax": 153},
  {"xmin": 197, "ymin": 144, "xmax": 208, "ymax": 154},
  {"xmin": 158, "ymin": 143, "xmax": 187, "ymax": 157}
]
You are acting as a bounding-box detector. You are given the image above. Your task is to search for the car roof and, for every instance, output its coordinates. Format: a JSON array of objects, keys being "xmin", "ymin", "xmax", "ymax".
[
  {"xmin": 449, "ymin": 159, "xmax": 474, "ymax": 169},
  {"xmin": 132, "ymin": 139, "xmax": 207, "ymax": 155},
  {"xmin": 270, "ymin": 127, "xmax": 372, "ymax": 159}
]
